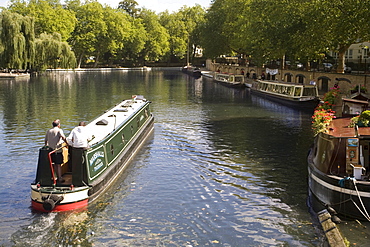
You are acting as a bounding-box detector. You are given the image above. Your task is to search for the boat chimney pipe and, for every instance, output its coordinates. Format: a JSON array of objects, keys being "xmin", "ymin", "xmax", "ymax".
[{"xmin": 108, "ymin": 114, "xmax": 116, "ymax": 130}]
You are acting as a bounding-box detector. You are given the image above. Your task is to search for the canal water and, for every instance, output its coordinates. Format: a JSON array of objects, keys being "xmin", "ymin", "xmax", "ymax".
[{"xmin": 0, "ymin": 69, "xmax": 369, "ymax": 246}]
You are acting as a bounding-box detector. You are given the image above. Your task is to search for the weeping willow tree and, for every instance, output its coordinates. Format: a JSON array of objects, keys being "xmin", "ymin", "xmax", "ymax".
[
  {"xmin": 34, "ymin": 32, "xmax": 76, "ymax": 71},
  {"xmin": 0, "ymin": 10, "xmax": 35, "ymax": 70}
]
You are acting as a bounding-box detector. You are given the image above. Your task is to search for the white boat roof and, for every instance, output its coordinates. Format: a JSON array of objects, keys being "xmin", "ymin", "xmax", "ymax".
[
  {"xmin": 83, "ymin": 95, "xmax": 149, "ymax": 146},
  {"xmin": 258, "ymin": 79, "xmax": 316, "ymax": 87}
]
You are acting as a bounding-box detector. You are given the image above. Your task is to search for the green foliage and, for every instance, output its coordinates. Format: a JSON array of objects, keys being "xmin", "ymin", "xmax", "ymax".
[
  {"xmin": 160, "ymin": 11, "xmax": 188, "ymax": 59},
  {"xmin": 68, "ymin": 1, "xmax": 107, "ymax": 67},
  {"xmin": 320, "ymin": 87, "xmax": 341, "ymax": 110},
  {"xmin": 9, "ymin": 0, "xmax": 77, "ymax": 42},
  {"xmin": 138, "ymin": 9, "xmax": 170, "ymax": 62},
  {"xmin": 118, "ymin": 0, "xmax": 140, "ymax": 17},
  {"xmin": 0, "ymin": 10, "xmax": 35, "ymax": 69},
  {"xmin": 95, "ymin": 6, "xmax": 132, "ymax": 66},
  {"xmin": 350, "ymin": 111, "xmax": 370, "ymax": 127},
  {"xmin": 200, "ymin": 0, "xmax": 370, "ymax": 67},
  {"xmin": 3, "ymin": 0, "xmax": 369, "ymax": 69},
  {"xmin": 34, "ymin": 32, "xmax": 76, "ymax": 70},
  {"xmin": 351, "ymin": 85, "xmax": 367, "ymax": 93},
  {"xmin": 116, "ymin": 18, "xmax": 146, "ymax": 65},
  {"xmin": 311, "ymin": 87, "xmax": 341, "ymax": 136},
  {"xmin": 179, "ymin": 5, "xmax": 206, "ymax": 61},
  {"xmin": 200, "ymin": 0, "xmax": 232, "ymax": 58},
  {"xmin": 312, "ymin": 108, "xmax": 335, "ymax": 136}
]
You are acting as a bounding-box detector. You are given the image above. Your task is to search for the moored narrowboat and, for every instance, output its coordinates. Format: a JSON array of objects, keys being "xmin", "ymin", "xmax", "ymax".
[
  {"xmin": 250, "ymin": 80, "xmax": 319, "ymax": 109},
  {"xmin": 31, "ymin": 95, "xmax": 154, "ymax": 212},
  {"xmin": 213, "ymin": 72, "xmax": 245, "ymax": 88},
  {"xmin": 182, "ymin": 66, "xmax": 202, "ymax": 78},
  {"xmin": 308, "ymin": 92, "xmax": 370, "ymax": 220}
]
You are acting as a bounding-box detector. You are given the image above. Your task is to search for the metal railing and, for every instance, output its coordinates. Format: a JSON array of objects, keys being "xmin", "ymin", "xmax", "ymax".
[{"xmin": 47, "ymin": 143, "xmax": 67, "ymax": 186}]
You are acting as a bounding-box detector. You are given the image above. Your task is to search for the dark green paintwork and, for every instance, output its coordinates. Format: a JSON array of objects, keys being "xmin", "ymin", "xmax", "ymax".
[{"xmin": 85, "ymin": 103, "xmax": 152, "ymax": 184}]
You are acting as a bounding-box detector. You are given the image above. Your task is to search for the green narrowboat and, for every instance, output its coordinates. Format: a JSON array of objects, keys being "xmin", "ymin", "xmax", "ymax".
[{"xmin": 31, "ymin": 95, "xmax": 154, "ymax": 212}]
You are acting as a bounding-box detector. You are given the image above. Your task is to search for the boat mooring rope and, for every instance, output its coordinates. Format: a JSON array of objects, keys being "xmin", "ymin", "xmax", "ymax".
[{"xmin": 351, "ymin": 178, "xmax": 370, "ymax": 221}]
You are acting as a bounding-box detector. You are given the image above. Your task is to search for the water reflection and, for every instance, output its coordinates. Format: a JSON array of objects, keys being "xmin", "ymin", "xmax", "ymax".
[{"xmin": 250, "ymin": 92, "xmax": 311, "ymax": 128}]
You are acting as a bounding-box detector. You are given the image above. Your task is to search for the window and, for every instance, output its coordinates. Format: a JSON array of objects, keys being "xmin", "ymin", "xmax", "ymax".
[
  {"xmin": 347, "ymin": 49, "xmax": 353, "ymax": 59},
  {"xmin": 294, "ymin": 87, "xmax": 302, "ymax": 96},
  {"xmin": 303, "ymin": 87, "xmax": 316, "ymax": 96}
]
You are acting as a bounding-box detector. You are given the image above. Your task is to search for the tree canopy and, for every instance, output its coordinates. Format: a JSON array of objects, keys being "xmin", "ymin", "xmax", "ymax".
[
  {"xmin": 201, "ymin": 0, "xmax": 370, "ymax": 72},
  {"xmin": 1, "ymin": 0, "xmax": 369, "ymax": 71},
  {"xmin": 0, "ymin": 10, "xmax": 35, "ymax": 70}
]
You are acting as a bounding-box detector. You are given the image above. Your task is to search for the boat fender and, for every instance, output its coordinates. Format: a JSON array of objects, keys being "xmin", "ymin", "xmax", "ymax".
[
  {"xmin": 331, "ymin": 215, "xmax": 341, "ymax": 224},
  {"xmin": 88, "ymin": 188, "xmax": 94, "ymax": 196},
  {"xmin": 326, "ymin": 205, "xmax": 338, "ymax": 215},
  {"xmin": 325, "ymin": 205, "xmax": 341, "ymax": 223},
  {"xmin": 42, "ymin": 195, "xmax": 64, "ymax": 211}
]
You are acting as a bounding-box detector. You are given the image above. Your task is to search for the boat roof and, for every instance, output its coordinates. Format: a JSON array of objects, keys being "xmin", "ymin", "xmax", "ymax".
[
  {"xmin": 83, "ymin": 96, "xmax": 149, "ymax": 146},
  {"xmin": 327, "ymin": 117, "xmax": 370, "ymax": 138},
  {"xmin": 258, "ymin": 80, "xmax": 316, "ymax": 87},
  {"xmin": 342, "ymin": 97, "xmax": 369, "ymax": 105}
]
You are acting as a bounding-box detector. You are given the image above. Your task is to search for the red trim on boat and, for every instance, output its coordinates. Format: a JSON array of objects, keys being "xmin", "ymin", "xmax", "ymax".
[{"xmin": 31, "ymin": 199, "xmax": 88, "ymax": 212}]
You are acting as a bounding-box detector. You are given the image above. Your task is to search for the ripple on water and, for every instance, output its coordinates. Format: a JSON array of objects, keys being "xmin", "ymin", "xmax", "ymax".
[
  {"xmin": 78, "ymin": 117, "xmax": 314, "ymax": 246},
  {"xmin": 2, "ymin": 71, "xmax": 321, "ymax": 246}
]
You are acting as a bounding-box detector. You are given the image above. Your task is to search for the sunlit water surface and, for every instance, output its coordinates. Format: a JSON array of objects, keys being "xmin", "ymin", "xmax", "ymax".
[{"xmin": 0, "ymin": 69, "xmax": 369, "ymax": 246}]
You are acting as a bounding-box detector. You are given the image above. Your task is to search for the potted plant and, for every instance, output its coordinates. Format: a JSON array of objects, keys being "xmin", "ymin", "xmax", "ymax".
[
  {"xmin": 312, "ymin": 109, "xmax": 335, "ymax": 136},
  {"xmin": 350, "ymin": 110, "xmax": 370, "ymax": 127},
  {"xmin": 350, "ymin": 85, "xmax": 367, "ymax": 94}
]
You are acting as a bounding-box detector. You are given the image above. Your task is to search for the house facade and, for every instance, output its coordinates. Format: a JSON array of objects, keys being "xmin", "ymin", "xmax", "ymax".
[{"xmin": 329, "ymin": 42, "xmax": 370, "ymax": 65}]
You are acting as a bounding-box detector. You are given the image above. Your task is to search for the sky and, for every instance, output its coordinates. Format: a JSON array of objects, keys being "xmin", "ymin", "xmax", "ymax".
[{"xmin": 0, "ymin": 0, "xmax": 211, "ymax": 13}]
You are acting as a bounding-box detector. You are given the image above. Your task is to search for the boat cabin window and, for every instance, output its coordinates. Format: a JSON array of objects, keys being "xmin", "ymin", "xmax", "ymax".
[
  {"xmin": 294, "ymin": 87, "xmax": 302, "ymax": 96},
  {"xmin": 258, "ymin": 82, "xmax": 267, "ymax": 91},
  {"xmin": 286, "ymin": 86, "xmax": 293, "ymax": 95},
  {"xmin": 303, "ymin": 87, "xmax": 317, "ymax": 96},
  {"xmin": 235, "ymin": 76, "xmax": 243, "ymax": 83},
  {"xmin": 219, "ymin": 74, "xmax": 229, "ymax": 81},
  {"xmin": 267, "ymin": 84, "xmax": 274, "ymax": 91}
]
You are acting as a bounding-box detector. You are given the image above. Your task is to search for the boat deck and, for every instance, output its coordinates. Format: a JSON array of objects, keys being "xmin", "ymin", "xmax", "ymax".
[
  {"xmin": 327, "ymin": 117, "xmax": 370, "ymax": 137},
  {"xmin": 59, "ymin": 173, "xmax": 72, "ymax": 185}
]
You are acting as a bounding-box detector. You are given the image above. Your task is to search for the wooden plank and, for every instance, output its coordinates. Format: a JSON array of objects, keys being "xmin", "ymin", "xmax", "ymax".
[{"xmin": 318, "ymin": 210, "xmax": 346, "ymax": 247}]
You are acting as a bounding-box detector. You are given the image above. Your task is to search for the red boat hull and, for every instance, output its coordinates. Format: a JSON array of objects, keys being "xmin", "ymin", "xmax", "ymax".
[{"xmin": 31, "ymin": 199, "xmax": 88, "ymax": 212}]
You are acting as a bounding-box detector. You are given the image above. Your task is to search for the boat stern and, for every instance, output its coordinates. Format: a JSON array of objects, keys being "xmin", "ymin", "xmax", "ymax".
[{"xmin": 30, "ymin": 184, "xmax": 89, "ymax": 212}]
